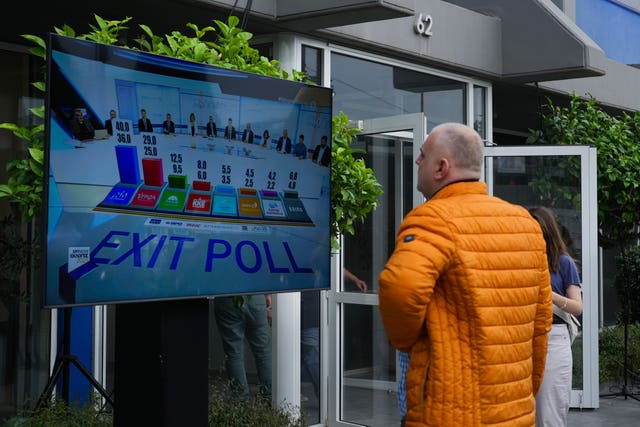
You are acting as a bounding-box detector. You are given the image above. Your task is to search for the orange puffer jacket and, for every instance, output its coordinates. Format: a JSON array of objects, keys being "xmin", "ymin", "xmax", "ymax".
[{"xmin": 379, "ymin": 181, "xmax": 552, "ymax": 427}]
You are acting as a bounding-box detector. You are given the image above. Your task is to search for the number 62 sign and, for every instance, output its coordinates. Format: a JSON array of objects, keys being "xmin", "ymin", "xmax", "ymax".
[{"xmin": 414, "ymin": 13, "xmax": 434, "ymax": 37}]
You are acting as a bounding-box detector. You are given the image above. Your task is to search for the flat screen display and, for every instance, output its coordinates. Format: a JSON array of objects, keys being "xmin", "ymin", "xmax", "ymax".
[{"xmin": 44, "ymin": 34, "xmax": 332, "ymax": 307}]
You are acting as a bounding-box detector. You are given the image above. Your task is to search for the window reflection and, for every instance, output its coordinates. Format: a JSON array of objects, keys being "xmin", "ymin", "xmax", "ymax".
[
  {"xmin": 341, "ymin": 304, "xmax": 397, "ymax": 426},
  {"xmin": 489, "ymin": 154, "xmax": 584, "ymax": 390},
  {"xmin": 340, "ymin": 133, "xmax": 414, "ymax": 425},
  {"xmin": 302, "ymin": 45, "xmax": 323, "ymax": 86},
  {"xmin": 331, "ymin": 53, "xmax": 465, "ymax": 131},
  {"xmin": 343, "ymin": 136, "xmax": 395, "ymax": 294},
  {"xmin": 473, "ymin": 85, "xmax": 486, "ymax": 139}
]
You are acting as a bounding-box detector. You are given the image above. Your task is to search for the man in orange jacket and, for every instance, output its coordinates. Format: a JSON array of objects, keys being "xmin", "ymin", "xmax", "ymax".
[{"xmin": 378, "ymin": 123, "xmax": 552, "ymax": 427}]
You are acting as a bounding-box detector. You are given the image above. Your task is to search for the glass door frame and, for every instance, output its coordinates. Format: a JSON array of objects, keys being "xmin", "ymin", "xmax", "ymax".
[
  {"xmin": 484, "ymin": 144, "xmax": 599, "ymax": 409},
  {"xmin": 327, "ymin": 113, "xmax": 426, "ymax": 426}
]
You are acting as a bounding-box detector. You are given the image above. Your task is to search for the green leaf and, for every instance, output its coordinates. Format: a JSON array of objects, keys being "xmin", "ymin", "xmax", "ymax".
[
  {"xmin": 29, "ymin": 106, "xmax": 45, "ymax": 119},
  {"xmin": 32, "ymin": 81, "xmax": 45, "ymax": 92},
  {"xmin": 94, "ymin": 14, "xmax": 108, "ymax": 29},
  {"xmin": 0, "ymin": 184, "xmax": 13, "ymax": 196},
  {"xmin": 194, "ymin": 42, "xmax": 207, "ymax": 60},
  {"xmin": 214, "ymin": 20, "xmax": 230, "ymax": 34},
  {"xmin": 227, "ymin": 15, "xmax": 240, "ymax": 28},
  {"xmin": 138, "ymin": 24, "xmax": 155, "ymax": 40},
  {"xmin": 21, "ymin": 34, "xmax": 46, "ymax": 50},
  {"xmin": 28, "ymin": 148, "xmax": 44, "ymax": 164},
  {"xmin": 0, "ymin": 123, "xmax": 21, "ymax": 132}
]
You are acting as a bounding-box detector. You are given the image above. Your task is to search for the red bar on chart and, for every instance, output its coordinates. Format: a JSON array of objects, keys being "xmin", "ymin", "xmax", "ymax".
[{"xmin": 142, "ymin": 158, "xmax": 164, "ymax": 187}]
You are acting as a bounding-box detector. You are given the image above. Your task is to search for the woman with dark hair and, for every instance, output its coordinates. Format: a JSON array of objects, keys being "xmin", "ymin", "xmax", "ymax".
[{"xmin": 529, "ymin": 206, "xmax": 583, "ymax": 427}]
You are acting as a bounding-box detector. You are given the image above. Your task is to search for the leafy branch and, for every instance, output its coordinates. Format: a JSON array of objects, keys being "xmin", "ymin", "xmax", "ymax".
[
  {"xmin": 0, "ymin": 111, "xmax": 45, "ymax": 221},
  {"xmin": 331, "ymin": 112, "xmax": 383, "ymax": 250},
  {"xmin": 527, "ymin": 94, "xmax": 640, "ymax": 248}
]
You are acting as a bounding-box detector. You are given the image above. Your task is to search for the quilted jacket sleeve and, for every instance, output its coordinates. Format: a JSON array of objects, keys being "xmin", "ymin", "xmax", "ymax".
[
  {"xmin": 378, "ymin": 207, "xmax": 455, "ymax": 352},
  {"xmin": 532, "ymin": 266, "xmax": 553, "ymax": 395}
]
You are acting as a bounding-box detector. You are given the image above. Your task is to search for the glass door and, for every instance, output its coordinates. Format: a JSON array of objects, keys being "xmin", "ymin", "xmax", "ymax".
[
  {"xmin": 484, "ymin": 145, "xmax": 599, "ymax": 409},
  {"xmin": 328, "ymin": 113, "xmax": 426, "ymax": 427}
]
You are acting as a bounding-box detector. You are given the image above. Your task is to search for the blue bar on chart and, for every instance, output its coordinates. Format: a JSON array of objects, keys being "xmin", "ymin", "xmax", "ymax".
[
  {"xmin": 101, "ymin": 145, "xmax": 141, "ymax": 207},
  {"xmin": 115, "ymin": 145, "xmax": 141, "ymax": 185}
]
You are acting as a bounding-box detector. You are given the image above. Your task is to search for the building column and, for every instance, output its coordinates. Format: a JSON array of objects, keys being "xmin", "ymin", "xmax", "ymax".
[
  {"xmin": 270, "ymin": 31, "xmax": 309, "ymax": 415},
  {"xmin": 272, "ymin": 292, "xmax": 301, "ymax": 411}
]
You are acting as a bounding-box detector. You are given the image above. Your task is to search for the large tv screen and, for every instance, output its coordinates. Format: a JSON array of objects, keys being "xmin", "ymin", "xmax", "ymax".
[{"xmin": 44, "ymin": 34, "xmax": 332, "ymax": 307}]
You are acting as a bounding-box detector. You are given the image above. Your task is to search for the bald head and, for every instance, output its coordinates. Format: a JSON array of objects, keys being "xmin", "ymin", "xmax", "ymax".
[
  {"xmin": 433, "ymin": 123, "xmax": 484, "ymax": 174},
  {"xmin": 416, "ymin": 123, "xmax": 484, "ymax": 198}
]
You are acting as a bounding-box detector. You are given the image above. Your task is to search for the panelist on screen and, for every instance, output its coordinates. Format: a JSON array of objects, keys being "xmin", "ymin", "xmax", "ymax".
[
  {"xmin": 105, "ymin": 109, "xmax": 117, "ymax": 136},
  {"xmin": 224, "ymin": 117, "xmax": 237, "ymax": 140},
  {"xmin": 242, "ymin": 122, "xmax": 255, "ymax": 144},
  {"xmin": 163, "ymin": 113, "xmax": 175, "ymax": 135},
  {"xmin": 71, "ymin": 108, "xmax": 95, "ymax": 141},
  {"xmin": 138, "ymin": 108, "xmax": 153, "ymax": 133},
  {"xmin": 206, "ymin": 115, "xmax": 218, "ymax": 137},
  {"xmin": 276, "ymin": 128, "xmax": 292, "ymax": 153},
  {"xmin": 293, "ymin": 134, "xmax": 307, "ymax": 159},
  {"xmin": 312, "ymin": 135, "xmax": 331, "ymax": 167},
  {"xmin": 189, "ymin": 112, "xmax": 198, "ymax": 136}
]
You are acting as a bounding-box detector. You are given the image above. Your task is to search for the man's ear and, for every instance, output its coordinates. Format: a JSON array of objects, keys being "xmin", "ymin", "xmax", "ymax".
[{"xmin": 434, "ymin": 158, "xmax": 450, "ymax": 179}]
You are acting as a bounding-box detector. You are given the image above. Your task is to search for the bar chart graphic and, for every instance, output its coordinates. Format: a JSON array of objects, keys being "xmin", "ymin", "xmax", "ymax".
[{"xmin": 95, "ymin": 145, "xmax": 313, "ymax": 225}]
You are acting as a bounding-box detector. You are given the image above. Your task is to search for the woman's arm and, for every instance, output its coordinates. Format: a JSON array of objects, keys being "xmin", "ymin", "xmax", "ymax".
[{"xmin": 552, "ymin": 284, "xmax": 582, "ymax": 316}]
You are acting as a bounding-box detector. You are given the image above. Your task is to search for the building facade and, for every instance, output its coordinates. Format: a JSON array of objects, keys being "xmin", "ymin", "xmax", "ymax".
[{"xmin": 0, "ymin": 1, "xmax": 637, "ymax": 425}]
